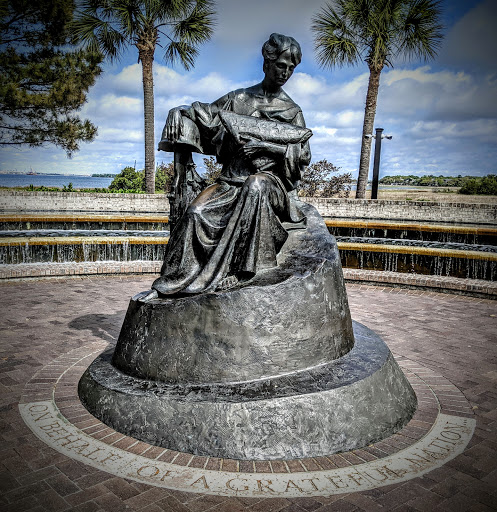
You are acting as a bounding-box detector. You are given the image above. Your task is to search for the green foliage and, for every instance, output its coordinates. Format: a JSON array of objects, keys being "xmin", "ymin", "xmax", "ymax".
[
  {"xmin": 459, "ymin": 175, "xmax": 497, "ymax": 196},
  {"xmin": 107, "ymin": 163, "xmax": 174, "ymax": 193},
  {"xmin": 20, "ymin": 184, "xmax": 62, "ymax": 192},
  {"xmin": 62, "ymin": 182, "xmax": 74, "ymax": 192},
  {"xmin": 202, "ymin": 156, "xmax": 222, "ymax": 185},
  {"xmin": 0, "ymin": 0, "xmax": 102, "ymax": 155},
  {"xmin": 379, "ymin": 174, "xmax": 494, "ymax": 190},
  {"xmin": 298, "ymin": 160, "xmax": 352, "ymax": 197},
  {"xmin": 108, "ymin": 166, "xmax": 145, "ymax": 193},
  {"xmin": 155, "ymin": 162, "xmax": 174, "ymax": 193}
]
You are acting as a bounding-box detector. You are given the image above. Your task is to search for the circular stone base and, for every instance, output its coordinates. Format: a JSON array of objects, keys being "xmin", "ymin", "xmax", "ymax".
[{"xmin": 78, "ymin": 321, "xmax": 417, "ymax": 460}]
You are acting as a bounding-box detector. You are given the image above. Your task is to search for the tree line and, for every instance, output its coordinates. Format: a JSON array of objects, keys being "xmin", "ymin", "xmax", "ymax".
[
  {"xmin": 379, "ymin": 174, "xmax": 497, "ymax": 193},
  {"xmin": 106, "ymin": 159, "xmax": 353, "ymax": 197}
]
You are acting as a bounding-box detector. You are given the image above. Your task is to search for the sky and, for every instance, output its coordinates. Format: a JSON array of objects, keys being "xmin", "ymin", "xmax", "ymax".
[{"xmin": 1, "ymin": 0, "xmax": 496, "ymax": 179}]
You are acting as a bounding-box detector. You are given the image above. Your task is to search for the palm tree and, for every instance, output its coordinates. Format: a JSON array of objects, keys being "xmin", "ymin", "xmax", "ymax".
[
  {"xmin": 72, "ymin": 0, "xmax": 215, "ymax": 193},
  {"xmin": 312, "ymin": 0, "xmax": 443, "ymax": 198}
]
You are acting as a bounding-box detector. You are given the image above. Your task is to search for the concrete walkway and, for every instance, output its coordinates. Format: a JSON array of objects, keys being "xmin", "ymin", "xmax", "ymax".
[{"xmin": 1, "ymin": 275, "xmax": 496, "ymax": 511}]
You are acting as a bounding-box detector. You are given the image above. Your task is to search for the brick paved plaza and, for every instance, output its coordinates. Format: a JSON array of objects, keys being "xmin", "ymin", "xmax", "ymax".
[{"xmin": 1, "ymin": 275, "xmax": 496, "ymax": 511}]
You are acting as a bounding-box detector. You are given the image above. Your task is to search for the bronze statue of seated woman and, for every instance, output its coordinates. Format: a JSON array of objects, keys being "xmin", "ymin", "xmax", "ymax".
[
  {"xmin": 146, "ymin": 33, "xmax": 312, "ymax": 298},
  {"xmin": 80, "ymin": 33, "xmax": 417, "ymax": 461}
]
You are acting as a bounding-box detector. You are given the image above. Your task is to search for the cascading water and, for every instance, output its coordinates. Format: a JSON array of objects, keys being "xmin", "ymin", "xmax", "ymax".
[{"xmin": 0, "ymin": 217, "xmax": 495, "ymax": 280}]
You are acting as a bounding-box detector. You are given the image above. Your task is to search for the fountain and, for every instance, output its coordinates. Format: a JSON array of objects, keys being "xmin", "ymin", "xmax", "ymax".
[{"xmin": 0, "ymin": 220, "xmax": 495, "ymax": 280}]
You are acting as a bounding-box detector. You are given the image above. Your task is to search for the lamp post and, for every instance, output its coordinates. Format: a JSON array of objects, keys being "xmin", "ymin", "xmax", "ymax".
[{"xmin": 371, "ymin": 128, "xmax": 392, "ymax": 200}]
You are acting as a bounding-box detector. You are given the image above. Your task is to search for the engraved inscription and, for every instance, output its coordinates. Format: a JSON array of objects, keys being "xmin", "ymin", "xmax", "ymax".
[{"xmin": 20, "ymin": 402, "xmax": 475, "ymax": 498}]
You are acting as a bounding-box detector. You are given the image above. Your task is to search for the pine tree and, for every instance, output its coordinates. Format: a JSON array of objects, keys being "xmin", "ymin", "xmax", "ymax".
[{"xmin": 0, "ymin": 0, "xmax": 102, "ymax": 155}]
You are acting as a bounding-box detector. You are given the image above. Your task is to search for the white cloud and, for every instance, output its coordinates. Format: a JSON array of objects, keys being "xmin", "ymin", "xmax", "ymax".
[{"xmin": 378, "ymin": 67, "xmax": 497, "ymax": 121}]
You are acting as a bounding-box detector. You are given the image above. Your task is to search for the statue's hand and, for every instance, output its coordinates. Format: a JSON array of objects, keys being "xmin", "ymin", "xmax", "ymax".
[
  {"xmin": 165, "ymin": 108, "xmax": 183, "ymax": 142},
  {"xmin": 239, "ymin": 139, "xmax": 267, "ymax": 158}
]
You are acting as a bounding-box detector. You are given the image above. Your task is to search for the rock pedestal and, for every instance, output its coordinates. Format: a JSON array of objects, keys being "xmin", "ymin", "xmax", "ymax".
[{"xmin": 79, "ymin": 201, "xmax": 417, "ymax": 459}]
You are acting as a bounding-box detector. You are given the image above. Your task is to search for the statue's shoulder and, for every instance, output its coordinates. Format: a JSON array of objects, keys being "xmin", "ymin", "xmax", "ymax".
[
  {"xmin": 279, "ymin": 89, "xmax": 301, "ymax": 111},
  {"xmin": 230, "ymin": 86, "xmax": 257, "ymax": 101}
]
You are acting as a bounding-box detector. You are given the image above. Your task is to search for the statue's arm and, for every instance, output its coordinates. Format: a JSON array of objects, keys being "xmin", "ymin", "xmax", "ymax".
[
  {"xmin": 240, "ymin": 109, "xmax": 311, "ymax": 167},
  {"xmin": 165, "ymin": 93, "xmax": 233, "ymax": 142}
]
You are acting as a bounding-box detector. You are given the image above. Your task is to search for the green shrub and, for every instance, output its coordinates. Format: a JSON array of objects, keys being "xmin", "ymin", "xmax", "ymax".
[
  {"xmin": 108, "ymin": 163, "xmax": 174, "ymax": 193},
  {"xmin": 155, "ymin": 162, "xmax": 174, "ymax": 193},
  {"xmin": 203, "ymin": 156, "xmax": 223, "ymax": 185},
  {"xmin": 108, "ymin": 166, "xmax": 144, "ymax": 192},
  {"xmin": 298, "ymin": 160, "xmax": 352, "ymax": 197},
  {"xmin": 459, "ymin": 175, "xmax": 497, "ymax": 195}
]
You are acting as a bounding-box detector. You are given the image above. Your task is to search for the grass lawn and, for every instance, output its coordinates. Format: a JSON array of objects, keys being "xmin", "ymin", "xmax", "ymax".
[{"xmin": 371, "ymin": 187, "xmax": 497, "ymax": 204}]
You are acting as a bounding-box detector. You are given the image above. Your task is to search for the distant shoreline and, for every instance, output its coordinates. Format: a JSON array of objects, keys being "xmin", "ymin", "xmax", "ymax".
[{"xmin": 0, "ymin": 172, "xmax": 116, "ymax": 178}]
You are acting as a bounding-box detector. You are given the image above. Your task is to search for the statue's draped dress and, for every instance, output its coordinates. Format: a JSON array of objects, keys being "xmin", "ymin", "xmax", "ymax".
[{"xmin": 152, "ymin": 85, "xmax": 311, "ymax": 295}]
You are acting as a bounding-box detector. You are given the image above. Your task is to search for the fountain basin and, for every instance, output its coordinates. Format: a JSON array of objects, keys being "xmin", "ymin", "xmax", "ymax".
[
  {"xmin": 325, "ymin": 219, "xmax": 497, "ymax": 245},
  {"xmin": 0, "ymin": 213, "xmax": 495, "ymax": 280},
  {"xmin": 0, "ymin": 213, "xmax": 169, "ymax": 231}
]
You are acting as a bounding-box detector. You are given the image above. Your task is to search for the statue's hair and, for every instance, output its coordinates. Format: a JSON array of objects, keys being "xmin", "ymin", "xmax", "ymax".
[{"xmin": 262, "ymin": 33, "xmax": 302, "ymax": 66}]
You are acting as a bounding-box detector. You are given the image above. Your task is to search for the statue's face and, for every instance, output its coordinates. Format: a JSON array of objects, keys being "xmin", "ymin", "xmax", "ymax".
[{"xmin": 265, "ymin": 49, "xmax": 295, "ymax": 87}]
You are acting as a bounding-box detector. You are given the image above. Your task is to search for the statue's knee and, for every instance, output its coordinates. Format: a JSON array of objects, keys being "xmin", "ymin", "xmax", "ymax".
[{"xmin": 186, "ymin": 202, "xmax": 204, "ymax": 219}]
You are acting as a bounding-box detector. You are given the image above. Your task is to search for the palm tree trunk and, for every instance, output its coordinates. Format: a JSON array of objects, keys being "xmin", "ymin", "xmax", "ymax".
[
  {"xmin": 356, "ymin": 67, "xmax": 382, "ymax": 199},
  {"xmin": 139, "ymin": 47, "xmax": 156, "ymax": 194}
]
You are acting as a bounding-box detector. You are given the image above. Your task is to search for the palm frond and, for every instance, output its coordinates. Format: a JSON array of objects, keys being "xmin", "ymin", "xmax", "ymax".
[
  {"xmin": 153, "ymin": 0, "xmax": 194, "ymax": 21},
  {"xmin": 110, "ymin": 0, "xmax": 142, "ymax": 38},
  {"xmin": 172, "ymin": 2, "xmax": 215, "ymax": 46},
  {"xmin": 71, "ymin": 10, "xmax": 127, "ymax": 61},
  {"xmin": 73, "ymin": 0, "xmax": 214, "ymax": 69},
  {"xmin": 313, "ymin": 0, "xmax": 443, "ymax": 70},
  {"xmin": 397, "ymin": 0, "xmax": 443, "ymax": 61},
  {"xmin": 164, "ymin": 40, "xmax": 198, "ymax": 70},
  {"xmin": 311, "ymin": 3, "xmax": 361, "ymax": 69},
  {"xmin": 341, "ymin": 0, "xmax": 371, "ymax": 32}
]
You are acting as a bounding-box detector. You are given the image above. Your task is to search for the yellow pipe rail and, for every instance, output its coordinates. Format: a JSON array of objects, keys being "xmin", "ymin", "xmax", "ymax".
[
  {"xmin": 0, "ymin": 236, "xmax": 170, "ymax": 246},
  {"xmin": 0, "ymin": 213, "xmax": 169, "ymax": 223},
  {"xmin": 337, "ymin": 242, "xmax": 497, "ymax": 261},
  {"xmin": 324, "ymin": 219, "xmax": 497, "ymax": 237}
]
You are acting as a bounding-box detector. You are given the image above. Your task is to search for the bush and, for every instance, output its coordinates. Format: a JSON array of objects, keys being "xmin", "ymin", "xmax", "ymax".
[
  {"xmin": 298, "ymin": 160, "xmax": 352, "ymax": 197},
  {"xmin": 106, "ymin": 159, "xmax": 353, "ymax": 197},
  {"xmin": 108, "ymin": 163, "xmax": 175, "ymax": 193},
  {"xmin": 459, "ymin": 175, "xmax": 497, "ymax": 195},
  {"xmin": 108, "ymin": 166, "xmax": 144, "ymax": 193},
  {"xmin": 202, "ymin": 156, "xmax": 223, "ymax": 184},
  {"xmin": 155, "ymin": 162, "xmax": 174, "ymax": 193}
]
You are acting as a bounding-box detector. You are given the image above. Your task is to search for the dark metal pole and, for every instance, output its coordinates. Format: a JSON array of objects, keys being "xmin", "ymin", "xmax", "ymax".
[{"xmin": 371, "ymin": 127, "xmax": 384, "ymax": 200}]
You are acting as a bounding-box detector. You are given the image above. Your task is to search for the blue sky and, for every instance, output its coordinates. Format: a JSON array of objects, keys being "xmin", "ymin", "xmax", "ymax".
[{"xmin": 1, "ymin": 0, "xmax": 496, "ymax": 178}]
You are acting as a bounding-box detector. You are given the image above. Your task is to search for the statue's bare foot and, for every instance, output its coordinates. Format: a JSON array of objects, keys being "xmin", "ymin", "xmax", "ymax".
[
  {"xmin": 140, "ymin": 289, "xmax": 159, "ymax": 302},
  {"xmin": 216, "ymin": 275, "xmax": 239, "ymax": 291}
]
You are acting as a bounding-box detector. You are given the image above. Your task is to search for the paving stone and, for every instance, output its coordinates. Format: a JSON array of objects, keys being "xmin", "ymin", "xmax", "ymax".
[
  {"xmin": 1, "ymin": 277, "xmax": 496, "ymax": 511},
  {"xmin": 103, "ymin": 477, "xmax": 141, "ymax": 500},
  {"xmin": 46, "ymin": 473, "xmax": 81, "ymax": 496}
]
